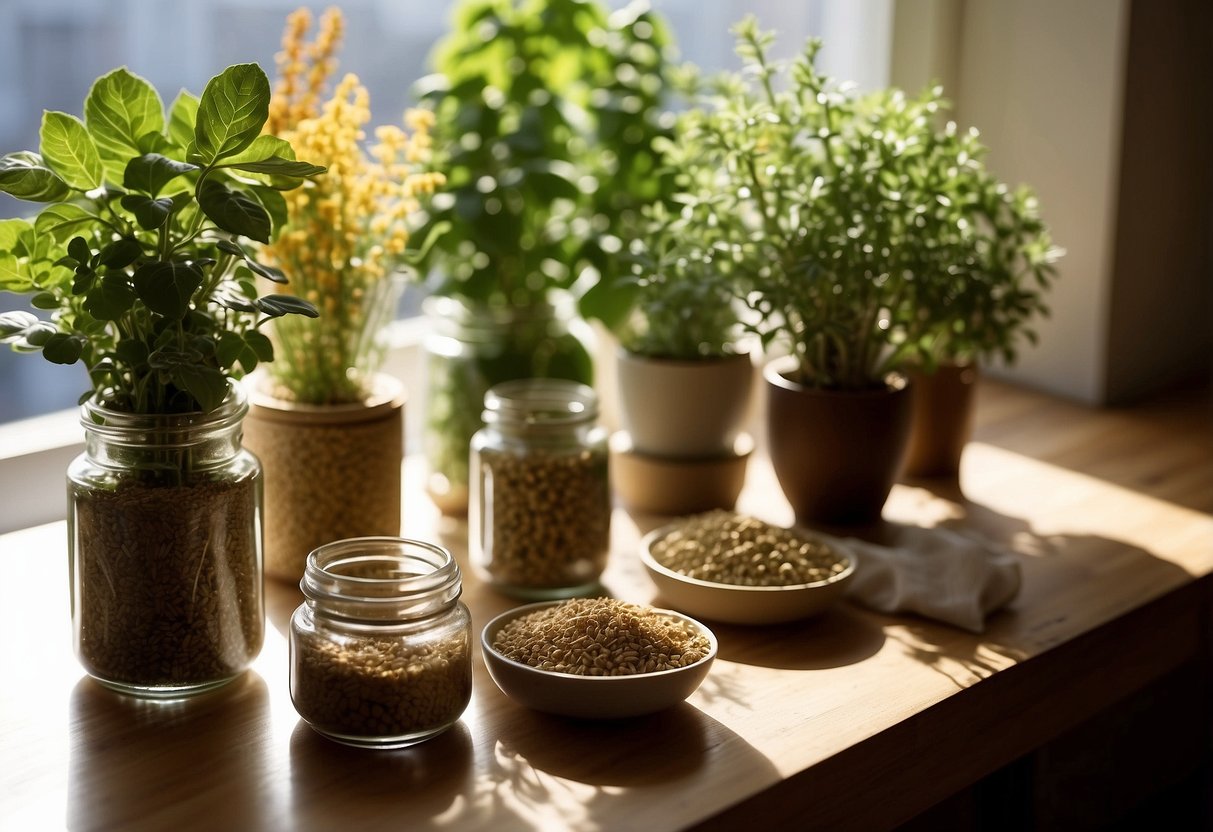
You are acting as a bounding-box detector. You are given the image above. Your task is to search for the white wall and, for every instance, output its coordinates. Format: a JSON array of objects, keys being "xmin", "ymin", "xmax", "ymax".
[{"xmin": 893, "ymin": 0, "xmax": 1133, "ymax": 405}]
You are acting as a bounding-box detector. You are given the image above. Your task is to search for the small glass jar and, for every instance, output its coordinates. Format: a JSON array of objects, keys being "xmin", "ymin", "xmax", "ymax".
[
  {"xmin": 289, "ymin": 537, "xmax": 473, "ymax": 749},
  {"xmin": 422, "ymin": 293, "xmax": 595, "ymax": 515},
  {"xmin": 469, "ymin": 379, "xmax": 611, "ymax": 598},
  {"xmin": 67, "ymin": 385, "xmax": 264, "ymax": 698}
]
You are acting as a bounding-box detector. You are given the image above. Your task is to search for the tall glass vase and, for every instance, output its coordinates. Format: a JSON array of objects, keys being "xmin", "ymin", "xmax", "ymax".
[
  {"xmin": 67, "ymin": 385, "xmax": 264, "ymax": 697},
  {"xmin": 421, "ymin": 293, "xmax": 594, "ymax": 514}
]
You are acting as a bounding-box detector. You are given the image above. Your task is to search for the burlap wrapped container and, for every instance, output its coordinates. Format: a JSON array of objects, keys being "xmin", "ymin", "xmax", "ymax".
[{"xmin": 244, "ymin": 374, "xmax": 405, "ymax": 582}]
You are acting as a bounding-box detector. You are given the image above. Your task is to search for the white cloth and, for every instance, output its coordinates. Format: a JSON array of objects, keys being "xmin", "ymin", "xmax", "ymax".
[{"xmin": 826, "ymin": 525, "xmax": 1021, "ymax": 633}]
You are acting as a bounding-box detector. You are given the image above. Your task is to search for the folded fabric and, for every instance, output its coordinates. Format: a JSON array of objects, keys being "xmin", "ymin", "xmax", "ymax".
[{"xmin": 824, "ymin": 525, "xmax": 1021, "ymax": 633}]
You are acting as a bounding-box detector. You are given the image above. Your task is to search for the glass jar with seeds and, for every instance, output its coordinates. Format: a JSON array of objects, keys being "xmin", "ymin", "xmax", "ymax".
[
  {"xmin": 469, "ymin": 379, "xmax": 611, "ymax": 599},
  {"xmin": 289, "ymin": 537, "xmax": 473, "ymax": 749},
  {"xmin": 68, "ymin": 385, "xmax": 264, "ymax": 697}
]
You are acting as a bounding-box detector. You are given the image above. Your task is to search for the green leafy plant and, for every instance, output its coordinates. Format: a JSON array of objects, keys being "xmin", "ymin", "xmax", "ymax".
[
  {"xmin": 617, "ymin": 201, "xmax": 740, "ymax": 360},
  {"xmin": 0, "ymin": 64, "xmax": 325, "ymax": 414},
  {"xmin": 415, "ymin": 0, "xmax": 674, "ymax": 320},
  {"xmin": 681, "ymin": 18, "xmax": 1060, "ymax": 390}
]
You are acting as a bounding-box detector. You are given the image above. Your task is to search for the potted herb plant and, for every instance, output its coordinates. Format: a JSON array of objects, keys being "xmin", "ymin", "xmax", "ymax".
[
  {"xmin": 0, "ymin": 63, "xmax": 323, "ymax": 695},
  {"xmin": 244, "ymin": 8, "xmax": 444, "ymax": 581},
  {"xmin": 684, "ymin": 19, "xmax": 989, "ymax": 525},
  {"xmin": 413, "ymin": 0, "xmax": 673, "ymax": 514},
  {"xmin": 900, "ymin": 140, "xmax": 1061, "ymax": 476},
  {"xmin": 610, "ymin": 198, "xmax": 754, "ymax": 515}
]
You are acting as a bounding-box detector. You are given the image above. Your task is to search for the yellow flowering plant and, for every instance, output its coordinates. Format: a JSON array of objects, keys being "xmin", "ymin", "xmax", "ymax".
[{"xmin": 260, "ymin": 8, "xmax": 444, "ymax": 405}]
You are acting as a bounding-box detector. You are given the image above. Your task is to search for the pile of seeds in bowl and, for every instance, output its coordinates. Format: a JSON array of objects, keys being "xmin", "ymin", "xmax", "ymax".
[
  {"xmin": 650, "ymin": 510, "xmax": 849, "ymax": 587},
  {"xmin": 491, "ymin": 597, "xmax": 711, "ymax": 677}
]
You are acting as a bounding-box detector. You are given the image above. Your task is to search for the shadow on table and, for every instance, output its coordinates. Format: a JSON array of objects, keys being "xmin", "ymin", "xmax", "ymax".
[
  {"xmin": 68, "ymin": 673, "xmax": 273, "ymax": 831},
  {"xmin": 875, "ymin": 476, "xmax": 1194, "ymax": 689},
  {"xmin": 703, "ymin": 605, "xmax": 886, "ymax": 671},
  {"xmin": 288, "ymin": 718, "xmax": 475, "ymax": 828},
  {"xmin": 472, "ymin": 703, "xmax": 779, "ymax": 829}
]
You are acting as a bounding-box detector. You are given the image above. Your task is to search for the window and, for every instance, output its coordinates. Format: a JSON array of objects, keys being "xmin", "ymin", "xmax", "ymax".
[{"xmin": 0, "ymin": 0, "xmax": 890, "ymax": 530}]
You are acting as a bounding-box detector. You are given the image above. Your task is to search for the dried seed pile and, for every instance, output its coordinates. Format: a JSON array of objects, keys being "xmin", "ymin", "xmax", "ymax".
[
  {"xmin": 73, "ymin": 477, "xmax": 263, "ymax": 688},
  {"xmin": 292, "ymin": 628, "xmax": 471, "ymax": 740},
  {"xmin": 491, "ymin": 598, "xmax": 710, "ymax": 676},
  {"xmin": 476, "ymin": 447, "xmax": 610, "ymax": 589},
  {"xmin": 651, "ymin": 511, "xmax": 849, "ymax": 587}
]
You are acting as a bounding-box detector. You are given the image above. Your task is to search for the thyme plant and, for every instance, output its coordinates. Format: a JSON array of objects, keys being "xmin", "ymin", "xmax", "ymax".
[{"xmin": 683, "ymin": 18, "xmax": 1060, "ymax": 389}]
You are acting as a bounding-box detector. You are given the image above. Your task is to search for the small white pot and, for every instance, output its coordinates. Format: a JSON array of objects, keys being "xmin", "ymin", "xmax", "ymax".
[{"xmin": 616, "ymin": 350, "xmax": 755, "ymax": 458}]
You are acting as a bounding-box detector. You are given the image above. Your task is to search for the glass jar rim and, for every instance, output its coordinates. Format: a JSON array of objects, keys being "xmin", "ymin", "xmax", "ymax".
[
  {"xmin": 79, "ymin": 381, "xmax": 247, "ymax": 438},
  {"xmin": 302, "ymin": 537, "xmax": 462, "ymax": 622},
  {"xmin": 482, "ymin": 378, "xmax": 598, "ymax": 428}
]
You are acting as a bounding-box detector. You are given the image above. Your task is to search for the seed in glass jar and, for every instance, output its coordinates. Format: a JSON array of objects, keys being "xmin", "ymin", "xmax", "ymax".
[
  {"xmin": 475, "ymin": 446, "xmax": 610, "ymax": 588},
  {"xmin": 650, "ymin": 511, "xmax": 848, "ymax": 587},
  {"xmin": 491, "ymin": 598, "xmax": 710, "ymax": 677},
  {"xmin": 292, "ymin": 629, "xmax": 471, "ymax": 740}
]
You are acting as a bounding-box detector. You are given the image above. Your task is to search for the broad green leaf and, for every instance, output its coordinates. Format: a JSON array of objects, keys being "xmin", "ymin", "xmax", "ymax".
[
  {"xmin": 246, "ymin": 258, "xmax": 286, "ymax": 284},
  {"xmin": 168, "ymin": 91, "xmax": 200, "ymax": 148},
  {"xmin": 0, "ymin": 151, "xmax": 70, "ymax": 202},
  {"xmin": 192, "ymin": 64, "xmax": 270, "ymax": 164},
  {"xmin": 254, "ymin": 293, "xmax": 318, "ymax": 319},
  {"xmin": 31, "ymin": 292, "xmax": 59, "ymax": 309},
  {"xmin": 84, "ymin": 273, "xmax": 137, "ymax": 320},
  {"xmin": 221, "ymin": 134, "xmax": 325, "ymax": 178},
  {"xmin": 243, "ymin": 329, "xmax": 274, "ymax": 362},
  {"xmin": 34, "ymin": 204, "xmax": 94, "ymax": 243},
  {"xmin": 0, "ymin": 254, "xmax": 34, "ymax": 291},
  {"xmin": 115, "ymin": 339, "xmax": 148, "ymax": 367},
  {"xmin": 216, "ymin": 330, "xmax": 261, "ymax": 373},
  {"xmin": 0, "ymin": 218, "xmax": 34, "ymax": 252},
  {"xmin": 97, "ymin": 237, "xmax": 143, "ymax": 269},
  {"xmin": 214, "ymin": 239, "xmax": 247, "ymax": 258},
  {"xmin": 131, "ymin": 260, "xmax": 203, "ymax": 318},
  {"xmin": 84, "ymin": 68, "xmax": 165, "ymax": 184},
  {"xmin": 249, "ymin": 186, "xmax": 287, "ymax": 240},
  {"xmin": 120, "ymin": 194, "xmax": 174, "ymax": 230},
  {"xmin": 123, "ymin": 153, "xmax": 198, "ymax": 196},
  {"xmin": 197, "ymin": 179, "xmax": 271, "ymax": 243},
  {"xmin": 172, "ymin": 365, "xmax": 228, "ymax": 412},
  {"xmin": 0, "ymin": 310, "xmax": 40, "ymax": 339},
  {"xmin": 39, "ymin": 111, "xmax": 103, "ymax": 190},
  {"xmin": 68, "ymin": 237, "xmax": 92, "ymax": 265},
  {"xmin": 42, "ymin": 332, "xmax": 84, "ymax": 364}
]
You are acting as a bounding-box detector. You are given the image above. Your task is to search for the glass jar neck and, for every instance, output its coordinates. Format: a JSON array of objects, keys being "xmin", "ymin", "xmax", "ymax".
[
  {"xmin": 81, "ymin": 384, "xmax": 248, "ymax": 471},
  {"xmin": 424, "ymin": 291, "xmax": 574, "ymax": 342},
  {"xmin": 482, "ymin": 378, "xmax": 599, "ymax": 441},
  {"xmin": 302, "ymin": 537, "xmax": 463, "ymax": 624}
]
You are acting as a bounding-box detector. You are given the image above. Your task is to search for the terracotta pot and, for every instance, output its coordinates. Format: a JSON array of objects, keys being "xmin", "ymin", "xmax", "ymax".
[
  {"xmin": 903, "ymin": 362, "xmax": 979, "ymax": 478},
  {"xmin": 243, "ymin": 374, "xmax": 405, "ymax": 582},
  {"xmin": 616, "ymin": 350, "xmax": 754, "ymax": 458},
  {"xmin": 764, "ymin": 356, "xmax": 912, "ymax": 526},
  {"xmin": 610, "ymin": 431, "xmax": 753, "ymax": 515}
]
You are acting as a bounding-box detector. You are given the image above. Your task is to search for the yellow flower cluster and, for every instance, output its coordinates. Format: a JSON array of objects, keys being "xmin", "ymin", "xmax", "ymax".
[{"xmin": 260, "ymin": 6, "xmax": 444, "ymax": 405}]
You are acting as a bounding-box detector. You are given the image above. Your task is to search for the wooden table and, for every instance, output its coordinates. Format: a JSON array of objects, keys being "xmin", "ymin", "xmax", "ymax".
[{"xmin": 2, "ymin": 379, "xmax": 1211, "ymax": 831}]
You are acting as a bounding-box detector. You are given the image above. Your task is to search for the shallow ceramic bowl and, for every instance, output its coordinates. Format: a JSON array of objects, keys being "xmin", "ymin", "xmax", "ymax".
[
  {"xmin": 640, "ymin": 523, "xmax": 857, "ymax": 625},
  {"xmin": 481, "ymin": 601, "xmax": 717, "ymax": 719}
]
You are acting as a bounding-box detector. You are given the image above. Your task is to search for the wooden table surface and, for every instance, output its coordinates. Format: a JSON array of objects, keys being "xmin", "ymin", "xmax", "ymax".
[{"xmin": 1, "ymin": 379, "xmax": 1211, "ymax": 831}]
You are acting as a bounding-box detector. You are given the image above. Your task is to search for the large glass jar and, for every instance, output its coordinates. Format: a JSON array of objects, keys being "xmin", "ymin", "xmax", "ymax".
[
  {"xmin": 470, "ymin": 379, "xmax": 611, "ymax": 599},
  {"xmin": 290, "ymin": 537, "xmax": 473, "ymax": 749},
  {"xmin": 67, "ymin": 386, "xmax": 264, "ymax": 697},
  {"xmin": 422, "ymin": 293, "xmax": 594, "ymax": 515}
]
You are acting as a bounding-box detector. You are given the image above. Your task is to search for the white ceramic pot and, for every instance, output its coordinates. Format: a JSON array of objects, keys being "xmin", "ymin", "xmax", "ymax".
[{"xmin": 616, "ymin": 350, "xmax": 754, "ymax": 458}]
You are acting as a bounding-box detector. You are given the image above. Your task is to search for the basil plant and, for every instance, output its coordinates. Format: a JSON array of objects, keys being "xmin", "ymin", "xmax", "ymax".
[{"xmin": 0, "ymin": 64, "xmax": 325, "ymax": 414}]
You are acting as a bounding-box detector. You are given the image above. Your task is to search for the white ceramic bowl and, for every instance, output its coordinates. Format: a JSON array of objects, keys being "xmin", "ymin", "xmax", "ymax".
[
  {"xmin": 639, "ymin": 524, "xmax": 856, "ymax": 625},
  {"xmin": 481, "ymin": 601, "xmax": 717, "ymax": 719}
]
